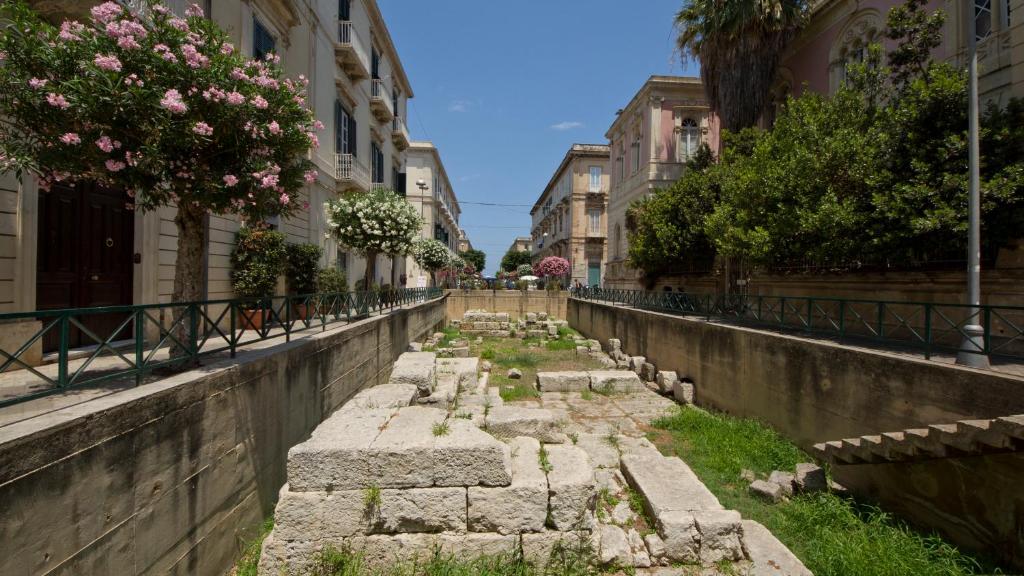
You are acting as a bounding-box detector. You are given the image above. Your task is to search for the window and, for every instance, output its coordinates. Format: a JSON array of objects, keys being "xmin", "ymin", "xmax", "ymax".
[
  {"xmin": 339, "ymin": 0, "xmax": 350, "ymax": 20},
  {"xmin": 588, "ymin": 209, "xmax": 601, "ymax": 235},
  {"xmin": 371, "ymin": 142, "xmax": 384, "ymax": 183},
  {"xmin": 616, "ymin": 141, "xmax": 625, "ymax": 183},
  {"xmin": 614, "ymin": 224, "xmax": 622, "ymax": 259},
  {"xmin": 680, "ymin": 118, "xmax": 700, "ymax": 160},
  {"xmin": 371, "ymin": 47, "xmax": 381, "ymax": 80},
  {"xmin": 631, "ymin": 128, "xmax": 642, "ymax": 174},
  {"xmin": 589, "ymin": 166, "xmax": 602, "ymax": 192},
  {"xmin": 253, "ymin": 18, "xmax": 275, "ymax": 61},
  {"xmin": 335, "ymin": 100, "xmax": 356, "ymax": 156},
  {"xmin": 976, "ymin": 0, "xmax": 993, "ymax": 40},
  {"xmin": 337, "ymin": 252, "xmax": 348, "ymax": 274}
]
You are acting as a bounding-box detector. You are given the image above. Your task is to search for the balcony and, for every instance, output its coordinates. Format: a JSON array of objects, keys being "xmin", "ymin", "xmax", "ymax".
[
  {"xmin": 370, "ymin": 79, "xmax": 394, "ymax": 123},
  {"xmin": 370, "ymin": 182, "xmax": 391, "ymax": 193},
  {"xmin": 392, "ymin": 116, "xmax": 410, "ymax": 150},
  {"xmin": 335, "ymin": 21, "xmax": 369, "ymax": 82},
  {"xmin": 335, "ymin": 153, "xmax": 370, "ymax": 192}
]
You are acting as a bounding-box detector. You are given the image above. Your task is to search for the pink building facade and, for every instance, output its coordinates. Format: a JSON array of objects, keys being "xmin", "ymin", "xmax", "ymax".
[
  {"xmin": 776, "ymin": 0, "xmax": 1024, "ymax": 110},
  {"xmin": 603, "ymin": 76, "xmax": 720, "ymax": 289}
]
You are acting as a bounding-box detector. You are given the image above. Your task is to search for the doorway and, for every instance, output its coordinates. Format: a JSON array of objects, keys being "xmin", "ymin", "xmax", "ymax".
[
  {"xmin": 36, "ymin": 183, "xmax": 135, "ymax": 352},
  {"xmin": 588, "ymin": 262, "xmax": 601, "ymax": 287}
]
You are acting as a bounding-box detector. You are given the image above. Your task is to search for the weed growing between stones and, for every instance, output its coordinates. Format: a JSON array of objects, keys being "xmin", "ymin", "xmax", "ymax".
[
  {"xmin": 499, "ymin": 383, "xmax": 541, "ymax": 402},
  {"xmin": 362, "ymin": 485, "xmax": 381, "ymax": 513},
  {"xmin": 579, "ymin": 389, "xmax": 593, "ymax": 401},
  {"xmin": 624, "ymin": 487, "xmax": 654, "ymax": 532},
  {"xmin": 432, "ymin": 421, "xmax": 451, "ymax": 436},
  {"xmin": 232, "ymin": 518, "xmax": 273, "ymax": 576},
  {"xmin": 651, "ymin": 405, "xmax": 1005, "ymax": 576},
  {"xmin": 568, "ymin": 432, "xmax": 579, "ymax": 445},
  {"xmin": 538, "ymin": 445, "xmax": 553, "ymax": 474}
]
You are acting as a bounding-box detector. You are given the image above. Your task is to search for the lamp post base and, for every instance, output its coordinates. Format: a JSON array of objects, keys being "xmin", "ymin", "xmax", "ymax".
[{"xmin": 955, "ymin": 324, "xmax": 990, "ymax": 369}]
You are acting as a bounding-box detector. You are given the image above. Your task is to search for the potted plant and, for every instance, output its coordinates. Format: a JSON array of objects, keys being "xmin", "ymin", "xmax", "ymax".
[
  {"xmin": 231, "ymin": 227, "xmax": 286, "ymax": 330},
  {"xmin": 315, "ymin": 267, "xmax": 347, "ymax": 316},
  {"xmin": 285, "ymin": 243, "xmax": 323, "ymax": 319}
]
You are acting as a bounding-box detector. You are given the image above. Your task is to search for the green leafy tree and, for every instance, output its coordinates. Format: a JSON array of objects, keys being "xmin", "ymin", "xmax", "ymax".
[
  {"xmin": 676, "ymin": 0, "xmax": 810, "ymax": 131},
  {"xmin": 325, "ymin": 188, "xmax": 422, "ymax": 289},
  {"xmin": 500, "ymin": 249, "xmax": 533, "ymax": 272},
  {"xmin": 284, "ymin": 243, "xmax": 323, "ymax": 295},
  {"xmin": 460, "ymin": 249, "xmax": 486, "ymax": 274}
]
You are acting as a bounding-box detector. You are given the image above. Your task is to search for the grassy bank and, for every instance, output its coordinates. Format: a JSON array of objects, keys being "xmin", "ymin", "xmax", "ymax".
[{"xmin": 649, "ymin": 406, "xmax": 1006, "ymax": 576}]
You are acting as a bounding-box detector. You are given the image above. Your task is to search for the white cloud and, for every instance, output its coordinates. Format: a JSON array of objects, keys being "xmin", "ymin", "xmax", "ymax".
[
  {"xmin": 551, "ymin": 121, "xmax": 584, "ymax": 131},
  {"xmin": 448, "ymin": 100, "xmax": 470, "ymax": 113}
]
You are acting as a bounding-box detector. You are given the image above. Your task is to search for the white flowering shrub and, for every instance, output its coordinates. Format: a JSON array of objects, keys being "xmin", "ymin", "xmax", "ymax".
[{"xmin": 326, "ymin": 188, "xmax": 422, "ymax": 288}]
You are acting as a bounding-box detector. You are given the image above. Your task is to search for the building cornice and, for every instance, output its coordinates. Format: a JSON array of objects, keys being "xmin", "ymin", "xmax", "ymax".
[
  {"xmin": 366, "ymin": 0, "xmax": 414, "ymax": 97},
  {"xmin": 605, "ymin": 75, "xmax": 704, "ymax": 139},
  {"xmin": 408, "ymin": 141, "xmax": 459, "ymax": 215}
]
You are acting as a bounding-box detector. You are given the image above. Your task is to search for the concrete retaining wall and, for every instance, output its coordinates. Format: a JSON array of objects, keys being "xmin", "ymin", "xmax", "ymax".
[
  {"xmin": 0, "ymin": 297, "xmax": 446, "ymax": 576},
  {"xmin": 568, "ymin": 298, "xmax": 1024, "ymax": 568},
  {"xmin": 445, "ymin": 290, "xmax": 567, "ymax": 322}
]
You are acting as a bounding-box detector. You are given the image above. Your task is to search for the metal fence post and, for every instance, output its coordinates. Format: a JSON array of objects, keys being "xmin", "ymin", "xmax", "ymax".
[
  {"xmin": 878, "ymin": 302, "xmax": 886, "ymax": 339},
  {"xmin": 230, "ymin": 302, "xmax": 237, "ymax": 358},
  {"xmin": 135, "ymin": 309, "xmax": 144, "ymax": 386},
  {"xmin": 984, "ymin": 306, "xmax": 992, "ymax": 354},
  {"xmin": 924, "ymin": 303, "xmax": 933, "ymax": 359},
  {"xmin": 57, "ymin": 314, "xmax": 69, "ymax": 389},
  {"xmin": 838, "ymin": 300, "xmax": 846, "ymax": 342},
  {"xmin": 189, "ymin": 304, "xmax": 199, "ymax": 359}
]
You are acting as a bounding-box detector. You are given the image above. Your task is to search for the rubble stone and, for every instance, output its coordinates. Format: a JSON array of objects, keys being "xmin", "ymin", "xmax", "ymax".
[
  {"xmin": 694, "ymin": 510, "xmax": 744, "ymax": 564},
  {"xmin": 794, "ymin": 463, "xmax": 827, "ymax": 493},
  {"xmin": 640, "ymin": 362, "xmax": 657, "ymax": 382},
  {"xmin": 598, "ymin": 524, "xmax": 632, "ymax": 566},
  {"xmin": 768, "ymin": 470, "xmax": 795, "ymax": 497},
  {"xmin": 654, "ymin": 371, "xmax": 677, "ymax": 394},
  {"xmin": 749, "ymin": 480, "xmax": 784, "ymax": 503},
  {"xmin": 672, "ymin": 380, "xmax": 695, "ymax": 405},
  {"xmin": 536, "ymin": 371, "xmax": 591, "ymax": 392},
  {"xmin": 589, "ymin": 371, "xmax": 645, "ymax": 394},
  {"xmin": 484, "ymin": 406, "xmax": 567, "ymax": 443}
]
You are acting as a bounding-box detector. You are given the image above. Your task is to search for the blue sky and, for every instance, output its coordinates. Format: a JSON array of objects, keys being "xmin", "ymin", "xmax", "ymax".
[{"xmin": 378, "ymin": 0, "xmax": 700, "ymax": 275}]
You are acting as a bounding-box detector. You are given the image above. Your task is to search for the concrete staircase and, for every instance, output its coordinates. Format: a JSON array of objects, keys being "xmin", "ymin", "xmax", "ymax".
[{"xmin": 813, "ymin": 415, "xmax": 1024, "ymax": 465}]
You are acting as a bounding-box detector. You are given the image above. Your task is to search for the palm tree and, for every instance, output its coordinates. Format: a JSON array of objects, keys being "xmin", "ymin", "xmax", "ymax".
[{"xmin": 676, "ymin": 0, "xmax": 809, "ymax": 132}]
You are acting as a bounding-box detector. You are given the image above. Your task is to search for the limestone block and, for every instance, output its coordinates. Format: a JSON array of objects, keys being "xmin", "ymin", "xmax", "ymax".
[
  {"xmin": 611, "ymin": 501, "xmax": 633, "ymax": 525},
  {"xmin": 374, "ymin": 488, "xmax": 467, "ymax": 533},
  {"xmin": 598, "ymin": 524, "xmax": 632, "ymax": 566},
  {"xmin": 615, "ymin": 359, "xmax": 631, "ymax": 370},
  {"xmin": 621, "ymin": 453, "xmax": 723, "ymax": 518},
  {"xmin": 794, "ymin": 463, "xmax": 827, "ymax": 493},
  {"xmin": 363, "ymin": 407, "xmax": 446, "ymax": 488},
  {"xmin": 749, "ymin": 480, "xmax": 783, "ymax": 503},
  {"xmin": 389, "ymin": 352, "xmax": 437, "ymax": 395},
  {"xmin": 640, "ymin": 363, "xmax": 657, "ymax": 383},
  {"xmin": 521, "ymin": 531, "xmax": 589, "ymax": 566},
  {"xmin": 768, "ymin": 471, "xmax": 795, "ymax": 497},
  {"xmin": 537, "ymin": 312, "xmax": 548, "ymax": 321},
  {"xmin": 694, "ymin": 510, "xmax": 744, "ymax": 564},
  {"xmin": 655, "ymin": 371, "xmax": 678, "ymax": 394},
  {"xmin": 432, "ymin": 418, "xmax": 512, "ymax": 487},
  {"xmin": 437, "ymin": 357, "xmax": 479, "ymax": 391},
  {"xmin": 672, "ymin": 380, "xmax": 695, "ymax": 405},
  {"xmin": 589, "ymin": 371, "xmax": 645, "ymax": 394},
  {"xmin": 453, "ymin": 347, "xmax": 470, "ymax": 358},
  {"xmin": 536, "ymin": 371, "xmax": 591, "ymax": 392},
  {"xmin": 576, "ymin": 346, "xmax": 590, "ymax": 355},
  {"xmin": 484, "ymin": 406, "xmax": 567, "ymax": 443},
  {"xmin": 607, "ymin": 338, "xmax": 622, "ymax": 352},
  {"xmin": 599, "ymin": 357, "xmax": 617, "ymax": 369},
  {"xmin": 495, "ymin": 313, "xmax": 510, "ymax": 323},
  {"xmin": 272, "ymin": 485, "xmax": 369, "ymax": 540},
  {"xmin": 477, "ymin": 322, "xmax": 501, "ymax": 330},
  {"xmin": 575, "ymin": 434, "xmax": 622, "ymax": 469},
  {"xmin": 287, "ymin": 409, "xmax": 395, "ymax": 491},
  {"xmin": 508, "ymin": 368, "xmax": 523, "ymax": 380},
  {"xmin": 628, "ymin": 528, "xmax": 652, "ymax": 567},
  {"xmin": 468, "ymin": 437, "xmax": 548, "ymax": 534},
  {"xmin": 417, "ymin": 374, "xmax": 458, "ymax": 407},
  {"xmin": 656, "ymin": 510, "xmax": 699, "ymax": 563},
  {"xmin": 644, "ymin": 533, "xmax": 667, "ymax": 560},
  {"xmin": 346, "ymin": 533, "xmax": 518, "ymax": 569},
  {"xmin": 594, "ymin": 468, "xmax": 627, "ymax": 493},
  {"xmin": 586, "ymin": 339, "xmax": 601, "ymax": 352},
  {"xmin": 257, "ymin": 534, "xmax": 318, "ymax": 576},
  {"xmin": 345, "ymin": 383, "xmax": 417, "ymax": 410},
  {"xmin": 526, "ymin": 313, "xmax": 537, "ymax": 323},
  {"xmin": 629, "ymin": 356, "xmax": 646, "ymax": 375},
  {"xmin": 527, "ymin": 330, "xmax": 547, "ymax": 339},
  {"xmin": 741, "ymin": 520, "xmax": 813, "ymax": 576},
  {"xmin": 547, "ymin": 324, "xmax": 558, "ymax": 336},
  {"xmin": 408, "ymin": 342, "xmax": 423, "ymax": 352},
  {"xmin": 546, "ymin": 444, "xmax": 596, "ymax": 530}
]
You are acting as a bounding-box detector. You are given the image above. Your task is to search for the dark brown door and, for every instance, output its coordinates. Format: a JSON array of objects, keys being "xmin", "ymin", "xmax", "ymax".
[{"xmin": 37, "ymin": 183, "xmax": 134, "ymax": 352}]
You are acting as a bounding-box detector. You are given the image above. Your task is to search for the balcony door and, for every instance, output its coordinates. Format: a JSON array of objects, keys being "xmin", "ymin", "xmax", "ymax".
[
  {"xmin": 37, "ymin": 183, "xmax": 134, "ymax": 352},
  {"xmin": 335, "ymin": 100, "xmax": 356, "ymax": 156},
  {"xmin": 339, "ymin": 0, "xmax": 350, "ymax": 20}
]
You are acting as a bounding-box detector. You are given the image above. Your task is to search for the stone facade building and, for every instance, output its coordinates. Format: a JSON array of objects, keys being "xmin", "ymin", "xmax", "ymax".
[
  {"xmin": 403, "ymin": 141, "xmax": 461, "ymax": 287},
  {"xmin": 6, "ymin": 0, "xmax": 414, "ymax": 354},
  {"xmin": 507, "ymin": 236, "xmax": 532, "ymax": 255},
  {"xmin": 530, "ymin": 144, "xmax": 610, "ymax": 287},
  {"xmin": 603, "ymin": 77, "xmax": 718, "ymax": 290}
]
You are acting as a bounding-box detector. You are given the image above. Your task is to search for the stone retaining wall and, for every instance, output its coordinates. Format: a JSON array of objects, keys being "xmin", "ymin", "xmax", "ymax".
[
  {"xmin": 568, "ymin": 297, "xmax": 1024, "ymax": 570},
  {"xmin": 0, "ymin": 297, "xmax": 446, "ymax": 576},
  {"xmin": 445, "ymin": 290, "xmax": 567, "ymax": 322}
]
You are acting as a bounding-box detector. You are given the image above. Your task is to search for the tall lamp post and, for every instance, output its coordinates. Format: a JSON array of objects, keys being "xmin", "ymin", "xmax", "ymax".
[
  {"xmin": 957, "ymin": 19, "xmax": 989, "ymax": 368},
  {"xmin": 415, "ymin": 178, "xmax": 429, "ymax": 287}
]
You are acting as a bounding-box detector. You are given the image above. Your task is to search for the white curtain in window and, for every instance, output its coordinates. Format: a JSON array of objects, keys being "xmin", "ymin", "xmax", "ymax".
[{"xmin": 681, "ymin": 118, "xmax": 700, "ymax": 160}]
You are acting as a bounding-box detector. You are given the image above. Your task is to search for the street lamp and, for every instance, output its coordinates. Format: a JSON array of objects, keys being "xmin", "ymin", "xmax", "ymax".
[
  {"xmin": 415, "ymin": 178, "xmax": 429, "ymax": 239},
  {"xmin": 957, "ymin": 19, "xmax": 989, "ymax": 369}
]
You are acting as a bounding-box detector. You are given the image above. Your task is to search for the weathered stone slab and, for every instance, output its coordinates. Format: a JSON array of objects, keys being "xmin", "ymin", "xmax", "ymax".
[
  {"xmin": 485, "ymin": 406, "xmax": 567, "ymax": 443},
  {"xmin": 574, "ymin": 433, "xmax": 621, "ymax": 468},
  {"xmin": 365, "ymin": 407, "xmax": 446, "ymax": 488},
  {"xmin": 468, "ymin": 437, "xmax": 548, "ymax": 534},
  {"xmin": 628, "ymin": 356, "xmax": 646, "ymax": 375},
  {"xmin": 546, "ymin": 444, "xmax": 596, "ymax": 530},
  {"xmin": 417, "ymin": 373, "xmax": 458, "ymax": 407},
  {"xmin": 589, "ymin": 371, "xmax": 645, "ymax": 394},
  {"xmin": 272, "ymin": 485, "xmax": 369, "ymax": 540},
  {"xmin": 432, "ymin": 418, "xmax": 512, "ymax": 487},
  {"xmin": 768, "ymin": 471, "xmax": 795, "ymax": 497},
  {"xmin": 741, "ymin": 519, "xmax": 813, "ymax": 576},
  {"xmin": 655, "ymin": 371, "xmax": 677, "ymax": 394},
  {"xmin": 287, "ymin": 409, "xmax": 395, "ymax": 492},
  {"xmin": 794, "ymin": 463, "xmax": 827, "ymax": 493},
  {"xmin": 375, "ymin": 487, "xmax": 467, "ymax": 533},
  {"xmin": 627, "ymin": 528, "xmax": 652, "ymax": 567},
  {"xmin": 536, "ymin": 371, "xmax": 590, "ymax": 392},
  {"xmin": 598, "ymin": 524, "xmax": 632, "ymax": 566},
  {"xmin": 640, "ymin": 362, "xmax": 657, "ymax": 383},
  {"xmin": 621, "ymin": 453, "xmax": 723, "ymax": 518},
  {"xmin": 345, "ymin": 533, "xmax": 519, "ymax": 569},
  {"xmin": 389, "ymin": 352, "xmax": 437, "ymax": 395},
  {"xmin": 521, "ymin": 531, "xmax": 589, "ymax": 565},
  {"xmin": 672, "ymin": 380, "xmax": 695, "ymax": 405},
  {"xmin": 437, "ymin": 357, "xmax": 480, "ymax": 391},
  {"xmin": 694, "ymin": 510, "xmax": 744, "ymax": 564},
  {"xmin": 345, "ymin": 384, "xmax": 418, "ymax": 410},
  {"xmin": 607, "ymin": 338, "xmax": 621, "ymax": 352},
  {"xmin": 657, "ymin": 510, "xmax": 699, "ymax": 563},
  {"xmin": 749, "ymin": 480, "xmax": 784, "ymax": 503}
]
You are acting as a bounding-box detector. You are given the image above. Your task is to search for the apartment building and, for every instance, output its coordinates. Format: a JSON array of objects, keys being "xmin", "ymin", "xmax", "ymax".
[
  {"xmin": 530, "ymin": 144, "xmax": 611, "ymax": 287},
  {"xmin": 776, "ymin": 0, "xmax": 1024, "ymax": 117},
  {"xmin": 5, "ymin": 0, "xmax": 413, "ymax": 354},
  {"xmin": 507, "ymin": 237, "xmax": 532, "ymax": 255},
  {"xmin": 403, "ymin": 141, "xmax": 461, "ymax": 287},
  {"xmin": 603, "ymin": 76, "xmax": 718, "ymax": 290},
  {"xmin": 457, "ymin": 230, "xmax": 473, "ymax": 253}
]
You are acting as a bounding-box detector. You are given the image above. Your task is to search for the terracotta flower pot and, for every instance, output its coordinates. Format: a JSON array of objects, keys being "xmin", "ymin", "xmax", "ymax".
[{"xmin": 240, "ymin": 308, "xmax": 266, "ymax": 330}]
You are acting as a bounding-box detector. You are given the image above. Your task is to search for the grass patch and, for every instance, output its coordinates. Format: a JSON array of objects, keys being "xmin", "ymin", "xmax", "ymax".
[
  {"xmin": 545, "ymin": 339, "xmax": 578, "ymax": 351},
  {"xmin": 233, "ymin": 518, "xmax": 274, "ymax": 576},
  {"xmin": 579, "ymin": 389, "xmax": 593, "ymax": 401},
  {"xmin": 363, "ymin": 485, "xmax": 381, "ymax": 511},
  {"xmin": 651, "ymin": 406, "xmax": 1004, "ymax": 576},
  {"xmin": 558, "ymin": 325, "xmax": 580, "ymax": 339},
  {"xmin": 494, "ymin": 351, "xmax": 540, "ymax": 369},
  {"xmin": 432, "ymin": 421, "xmax": 451, "ymax": 437},
  {"xmin": 480, "ymin": 347, "xmax": 496, "ymax": 360}
]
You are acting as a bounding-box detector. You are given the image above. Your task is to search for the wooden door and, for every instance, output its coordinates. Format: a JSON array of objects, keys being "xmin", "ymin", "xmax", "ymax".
[{"xmin": 37, "ymin": 183, "xmax": 134, "ymax": 352}]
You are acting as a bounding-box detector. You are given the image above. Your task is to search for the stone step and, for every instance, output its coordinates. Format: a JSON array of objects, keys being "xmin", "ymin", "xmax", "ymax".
[
  {"xmin": 288, "ymin": 406, "xmax": 512, "ymax": 491},
  {"xmin": 343, "ymin": 383, "xmax": 418, "ymax": 411},
  {"xmin": 536, "ymin": 371, "xmax": 590, "ymax": 392},
  {"xmin": 589, "ymin": 370, "xmax": 645, "ymax": 394},
  {"xmin": 436, "ymin": 357, "xmax": 479, "ymax": 392},
  {"xmin": 621, "ymin": 452, "xmax": 723, "ymax": 519},
  {"xmin": 483, "ymin": 406, "xmax": 568, "ymax": 443},
  {"xmin": 545, "ymin": 444, "xmax": 597, "ymax": 531},
  {"xmin": 814, "ymin": 414, "xmax": 1024, "ymax": 467},
  {"xmin": 741, "ymin": 520, "xmax": 813, "ymax": 576},
  {"xmin": 468, "ymin": 437, "xmax": 548, "ymax": 534}
]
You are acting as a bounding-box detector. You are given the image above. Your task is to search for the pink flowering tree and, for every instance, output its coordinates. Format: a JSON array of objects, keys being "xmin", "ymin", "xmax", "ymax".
[
  {"xmin": 534, "ymin": 256, "xmax": 570, "ymax": 278},
  {"xmin": 0, "ymin": 2, "xmax": 319, "ymax": 330}
]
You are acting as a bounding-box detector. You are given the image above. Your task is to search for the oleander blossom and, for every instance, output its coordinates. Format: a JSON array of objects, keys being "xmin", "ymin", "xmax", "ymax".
[
  {"xmin": 251, "ymin": 95, "xmax": 268, "ymax": 109},
  {"xmin": 28, "ymin": 77, "xmax": 47, "ymax": 89},
  {"xmin": 534, "ymin": 256, "xmax": 570, "ymax": 278},
  {"xmin": 303, "ymin": 169, "xmax": 317, "ymax": 183},
  {"xmin": 268, "ymin": 121, "xmax": 282, "ymax": 135},
  {"xmin": 193, "ymin": 122, "xmax": 213, "ymax": 136},
  {"xmin": 89, "ymin": 2, "xmax": 122, "ymax": 25},
  {"xmin": 104, "ymin": 159, "xmax": 125, "ymax": 172},
  {"xmin": 46, "ymin": 93, "xmax": 69, "ymax": 109},
  {"xmin": 59, "ymin": 132, "xmax": 81, "ymax": 145},
  {"xmin": 223, "ymin": 175, "xmax": 239, "ymax": 187},
  {"xmin": 95, "ymin": 135, "xmax": 114, "ymax": 152},
  {"xmin": 185, "ymin": 3, "xmax": 205, "ymax": 17},
  {"xmin": 160, "ymin": 89, "xmax": 187, "ymax": 114},
  {"xmin": 93, "ymin": 54, "xmax": 122, "ymax": 72}
]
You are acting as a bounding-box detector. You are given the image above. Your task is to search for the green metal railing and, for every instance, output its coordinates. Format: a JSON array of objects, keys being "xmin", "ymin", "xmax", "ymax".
[
  {"xmin": 0, "ymin": 287, "xmax": 443, "ymax": 408},
  {"xmin": 573, "ymin": 288, "xmax": 1024, "ymax": 363}
]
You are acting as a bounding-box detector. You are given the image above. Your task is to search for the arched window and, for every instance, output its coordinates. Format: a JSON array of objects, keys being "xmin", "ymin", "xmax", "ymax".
[
  {"xmin": 829, "ymin": 11, "xmax": 882, "ymax": 93},
  {"xmin": 680, "ymin": 118, "xmax": 700, "ymax": 160}
]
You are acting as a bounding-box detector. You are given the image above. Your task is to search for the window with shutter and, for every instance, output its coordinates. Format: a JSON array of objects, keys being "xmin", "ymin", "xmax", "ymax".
[{"xmin": 253, "ymin": 18, "xmax": 275, "ymax": 61}]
